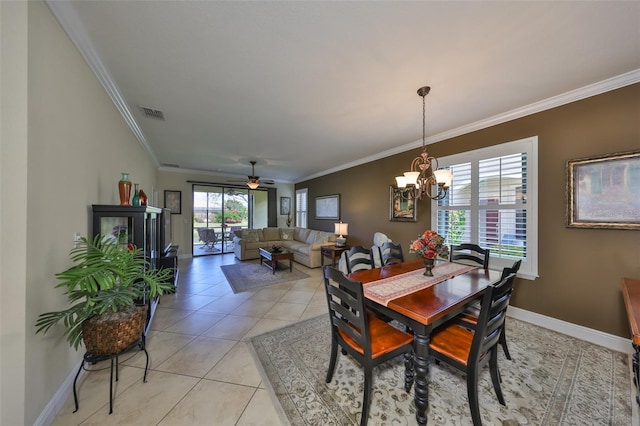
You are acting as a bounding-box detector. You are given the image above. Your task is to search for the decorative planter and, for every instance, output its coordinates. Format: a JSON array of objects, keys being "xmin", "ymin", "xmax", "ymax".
[{"xmin": 82, "ymin": 304, "xmax": 147, "ymax": 355}]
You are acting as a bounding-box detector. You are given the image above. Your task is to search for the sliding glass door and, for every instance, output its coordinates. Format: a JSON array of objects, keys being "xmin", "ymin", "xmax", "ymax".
[{"xmin": 192, "ymin": 185, "xmax": 267, "ymax": 256}]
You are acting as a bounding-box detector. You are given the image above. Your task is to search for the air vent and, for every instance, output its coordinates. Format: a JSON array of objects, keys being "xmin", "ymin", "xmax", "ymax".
[
  {"xmin": 138, "ymin": 105, "xmax": 165, "ymax": 120},
  {"xmin": 162, "ymin": 163, "xmax": 180, "ymax": 168}
]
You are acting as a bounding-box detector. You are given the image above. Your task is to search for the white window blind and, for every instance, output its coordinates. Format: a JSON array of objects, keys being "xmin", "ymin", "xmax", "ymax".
[
  {"xmin": 296, "ymin": 188, "xmax": 308, "ymax": 228},
  {"xmin": 433, "ymin": 137, "xmax": 538, "ymax": 279}
]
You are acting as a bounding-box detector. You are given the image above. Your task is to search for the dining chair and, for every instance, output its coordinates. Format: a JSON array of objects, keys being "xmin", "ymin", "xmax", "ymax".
[
  {"xmin": 428, "ymin": 271, "xmax": 517, "ymax": 426},
  {"xmin": 378, "ymin": 242, "xmax": 404, "ymax": 266},
  {"xmin": 345, "ymin": 246, "xmax": 374, "ymax": 273},
  {"xmin": 322, "ymin": 266, "xmax": 414, "ymax": 426},
  {"xmin": 456, "ymin": 260, "xmax": 522, "ymax": 360},
  {"xmin": 449, "ymin": 243, "xmax": 491, "ymax": 269}
]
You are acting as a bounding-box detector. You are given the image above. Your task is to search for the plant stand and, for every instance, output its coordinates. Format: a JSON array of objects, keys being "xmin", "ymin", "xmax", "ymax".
[{"xmin": 72, "ymin": 337, "xmax": 149, "ymax": 415}]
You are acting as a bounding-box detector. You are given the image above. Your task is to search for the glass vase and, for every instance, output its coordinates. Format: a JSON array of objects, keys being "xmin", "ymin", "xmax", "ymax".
[{"xmin": 118, "ymin": 173, "xmax": 132, "ymax": 206}]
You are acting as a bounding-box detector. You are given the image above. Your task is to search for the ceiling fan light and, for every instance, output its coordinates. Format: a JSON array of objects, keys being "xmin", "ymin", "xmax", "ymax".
[{"xmin": 247, "ymin": 180, "xmax": 260, "ymax": 189}]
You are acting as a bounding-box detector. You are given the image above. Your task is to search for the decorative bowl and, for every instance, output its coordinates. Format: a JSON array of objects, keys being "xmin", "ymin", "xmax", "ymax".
[{"xmin": 271, "ymin": 245, "xmax": 282, "ymax": 252}]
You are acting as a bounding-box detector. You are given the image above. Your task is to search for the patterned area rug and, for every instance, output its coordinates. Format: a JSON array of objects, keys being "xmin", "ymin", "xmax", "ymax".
[
  {"xmin": 249, "ymin": 315, "xmax": 632, "ymax": 425},
  {"xmin": 221, "ymin": 261, "xmax": 310, "ymax": 293}
]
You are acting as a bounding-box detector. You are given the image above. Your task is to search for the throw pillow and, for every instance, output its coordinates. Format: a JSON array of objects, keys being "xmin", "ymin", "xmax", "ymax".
[
  {"xmin": 242, "ymin": 230, "xmax": 261, "ymax": 243},
  {"xmin": 262, "ymin": 227, "xmax": 280, "ymax": 241},
  {"xmin": 280, "ymin": 229, "xmax": 294, "ymax": 241}
]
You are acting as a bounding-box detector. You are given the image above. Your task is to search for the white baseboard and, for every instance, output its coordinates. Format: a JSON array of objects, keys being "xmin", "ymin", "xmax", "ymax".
[
  {"xmin": 33, "ymin": 361, "xmax": 85, "ymax": 426},
  {"xmin": 507, "ymin": 306, "xmax": 634, "ymax": 354}
]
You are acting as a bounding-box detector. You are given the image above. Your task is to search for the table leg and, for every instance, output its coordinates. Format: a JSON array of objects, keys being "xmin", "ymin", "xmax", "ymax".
[{"xmin": 413, "ymin": 332, "xmax": 430, "ymax": 426}]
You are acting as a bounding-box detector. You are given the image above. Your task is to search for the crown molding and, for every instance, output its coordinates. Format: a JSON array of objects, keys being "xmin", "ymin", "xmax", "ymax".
[
  {"xmin": 45, "ymin": 0, "xmax": 638, "ymax": 182},
  {"xmin": 298, "ymin": 69, "xmax": 640, "ymax": 182},
  {"xmin": 45, "ymin": 0, "xmax": 160, "ymax": 167}
]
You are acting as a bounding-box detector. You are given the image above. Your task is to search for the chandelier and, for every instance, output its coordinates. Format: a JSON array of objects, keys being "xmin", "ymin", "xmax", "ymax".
[{"xmin": 395, "ymin": 86, "xmax": 452, "ymax": 200}]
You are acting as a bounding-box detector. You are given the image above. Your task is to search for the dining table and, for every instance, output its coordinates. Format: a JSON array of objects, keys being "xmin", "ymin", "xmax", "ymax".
[{"xmin": 348, "ymin": 258, "xmax": 502, "ymax": 426}]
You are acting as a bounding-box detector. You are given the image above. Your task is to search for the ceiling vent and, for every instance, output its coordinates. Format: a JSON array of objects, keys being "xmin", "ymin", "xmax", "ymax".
[
  {"xmin": 162, "ymin": 163, "xmax": 180, "ymax": 168},
  {"xmin": 138, "ymin": 105, "xmax": 165, "ymax": 121}
]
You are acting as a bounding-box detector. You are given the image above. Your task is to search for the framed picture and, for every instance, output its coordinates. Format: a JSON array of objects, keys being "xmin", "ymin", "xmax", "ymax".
[
  {"xmin": 315, "ymin": 194, "xmax": 340, "ymax": 220},
  {"xmin": 390, "ymin": 186, "xmax": 418, "ymax": 222},
  {"xmin": 164, "ymin": 190, "xmax": 182, "ymax": 215},
  {"xmin": 567, "ymin": 150, "xmax": 640, "ymax": 230},
  {"xmin": 280, "ymin": 196, "xmax": 291, "ymax": 216}
]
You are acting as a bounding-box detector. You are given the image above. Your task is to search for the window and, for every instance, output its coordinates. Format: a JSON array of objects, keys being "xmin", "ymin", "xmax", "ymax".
[
  {"xmin": 432, "ymin": 137, "xmax": 538, "ymax": 279},
  {"xmin": 296, "ymin": 188, "xmax": 308, "ymax": 228}
]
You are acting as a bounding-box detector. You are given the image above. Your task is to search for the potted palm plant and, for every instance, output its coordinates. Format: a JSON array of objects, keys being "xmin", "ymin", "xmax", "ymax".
[{"xmin": 36, "ymin": 234, "xmax": 175, "ymax": 354}]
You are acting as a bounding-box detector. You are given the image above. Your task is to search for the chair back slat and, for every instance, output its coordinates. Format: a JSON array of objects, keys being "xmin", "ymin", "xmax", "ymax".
[
  {"xmin": 449, "ymin": 243, "xmax": 490, "ymax": 269},
  {"xmin": 379, "ymin": 242, "xmax": 404, "ymax": 266},
  {"xmin": 323, "ymin": 266, "xmax": 371, "ymax": 357},
  {"xmin": 345, "ymin": 246, "xmax": 374, "ymax": 273},
  {"xmin": 470, "ymin": 272, "xmax": 516, "ymax": 361}
]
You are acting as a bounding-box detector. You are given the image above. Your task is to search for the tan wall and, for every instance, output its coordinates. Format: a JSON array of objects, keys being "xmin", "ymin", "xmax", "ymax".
[
  {"xmin": 1, "ymin": 2, "xmax": 158, "ymax": 424},
  {"xmin": 157, "ymin": 170, "xmax": 295, "ymax": 256},
  {"xmin": 298, "ymin": 84, "xmax": 640, "ymax": 338}
]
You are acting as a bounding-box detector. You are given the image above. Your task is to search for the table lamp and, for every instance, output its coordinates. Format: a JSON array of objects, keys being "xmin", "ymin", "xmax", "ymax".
[{"xmin": 334, "ymin": 222, "xmax": 348, "ymax": 247}]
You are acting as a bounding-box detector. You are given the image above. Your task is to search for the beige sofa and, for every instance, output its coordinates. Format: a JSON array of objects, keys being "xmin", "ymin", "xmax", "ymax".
[{"xmin": 232, "ymin": 227, "xmax": 336, "ymax": 268}]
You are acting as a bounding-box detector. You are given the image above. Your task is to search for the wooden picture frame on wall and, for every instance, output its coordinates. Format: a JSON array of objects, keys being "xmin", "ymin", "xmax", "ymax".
[
  {"xmin": 566, "ymin": 150, "xmax": 640, "ymax": 230},
  {"xmin": 315, "ymin": 194, "xmax": 340, "ymax": 220},
  {"xmin": 390, "ymin": 186, "xmax": 418, "ymax": 222},
  {"xmin": 164, "ymin": 190, "xmax": 182, "ymax": 215}
]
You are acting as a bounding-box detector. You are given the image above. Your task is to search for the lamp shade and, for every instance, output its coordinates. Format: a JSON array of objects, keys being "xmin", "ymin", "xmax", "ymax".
[
  {"xmin": 334, "ymin": 222, "xmax": 348, "ymax": 236},
  {"xmin": 403, "ymin": 171, "xmax": 420, "ymax": 186},
  {"xmin": 433, "ymin": 169, "xmax": 452, "ymax": 188},
  {"xmin": 395, "ymin": 176, "xmax": 407, "ymax": 188}
]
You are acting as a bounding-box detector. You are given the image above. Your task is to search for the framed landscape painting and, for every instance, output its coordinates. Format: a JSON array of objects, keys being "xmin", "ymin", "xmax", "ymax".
[
  {"xmin": 390, "ymin": 186, "xmax": 417, "ymax": 222},
  {"xmin": 315, "ymin": 194, "xmax": 340, "ymax": 220},
  {"xmin": 566, "ymin": 150, "xmax": 640, "ymax": 230}
]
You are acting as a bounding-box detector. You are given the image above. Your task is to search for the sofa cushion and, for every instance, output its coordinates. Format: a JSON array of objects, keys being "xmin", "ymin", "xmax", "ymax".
[
  {"xmin": 306, "ymin": 230, "xmax": 319, "ymax": 245},
  {"xmin": 280, "ymin": 228, "xmax": 295, "ymax": 241},
  {"xmin": 242, "ymin": 229, "xmax": 262, "ymax": 243},
  {"xmin": 286, "ymin": 242, "xmax": 310, "ymax": 254},
  {"xmin": 294, "ymin": 227, "xmax": 311, "ymax": 242},
  {"xmin": 262, "ymin": 227, "xmax": 281, "ymax": 241},
  {"xmin": 314, "ymin": 231, "xmax": 330, "ymax": 244}
]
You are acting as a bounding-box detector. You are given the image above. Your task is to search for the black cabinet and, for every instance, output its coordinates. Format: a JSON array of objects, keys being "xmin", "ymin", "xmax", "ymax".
[{"xmin": 92, "ymin": 205, "xmax": 167, "ymax": 333}]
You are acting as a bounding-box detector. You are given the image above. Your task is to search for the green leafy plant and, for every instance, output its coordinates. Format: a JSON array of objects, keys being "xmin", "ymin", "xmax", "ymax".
[{"xmin": 35, "ymin": 235, "xmax": 175, "ymax": 350}]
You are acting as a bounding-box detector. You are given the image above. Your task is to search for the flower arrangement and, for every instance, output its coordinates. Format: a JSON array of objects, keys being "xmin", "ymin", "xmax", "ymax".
[
  {"xmin": 410, "ymin": 230, "xmax": 449, "ymax": 260},
  {"xmin": 112, "ymin": 225, "xmax": 127, "ymax": 244}
]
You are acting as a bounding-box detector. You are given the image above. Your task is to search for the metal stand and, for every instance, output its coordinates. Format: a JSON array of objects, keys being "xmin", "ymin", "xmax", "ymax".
[{"xmin": 72, "ymin": 337, "xmax": 149, "ymax": 414}]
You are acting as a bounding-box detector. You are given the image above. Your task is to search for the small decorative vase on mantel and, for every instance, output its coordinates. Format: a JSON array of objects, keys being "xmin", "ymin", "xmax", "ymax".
[
  {"xmin": 118, "ymin": 173, "xmax": 132, "ymax": 206},
  {"xmin": 423, "ymin": 258, "xmax": 435, "ymax": 277},
  {"xmin": 132, "ymin": 183, "xmax": 141, "ymax": 206}
]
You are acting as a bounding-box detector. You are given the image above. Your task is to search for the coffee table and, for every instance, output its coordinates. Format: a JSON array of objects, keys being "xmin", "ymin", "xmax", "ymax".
[{"xmin": 258, "ymin": 247, "xmax": 294, "ymax": 275}]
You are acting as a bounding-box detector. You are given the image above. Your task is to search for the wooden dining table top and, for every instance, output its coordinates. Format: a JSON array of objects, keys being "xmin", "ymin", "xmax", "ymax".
[{"xmin": 349, "ymin": 258, "xmax": 502, "ymax": 325}]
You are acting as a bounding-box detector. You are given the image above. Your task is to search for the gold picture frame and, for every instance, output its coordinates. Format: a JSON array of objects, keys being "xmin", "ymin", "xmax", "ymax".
[
  {"xmin": 390, "ymin": 186, "xmax": 417, "ymax": 222},
  {"xmin": 567, "ymin": 150, "xmax": 640, "ymax": 230}
]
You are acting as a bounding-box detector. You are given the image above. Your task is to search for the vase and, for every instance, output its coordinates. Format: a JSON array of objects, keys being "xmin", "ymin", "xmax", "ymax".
[
  {"xmin": 118, "ymin": 173, "xmax": 132, "ymax": 206},
  {"xmin": 132, "ymin": 183, "xmax": 141, "ymax": 206},
  {"xmin": 138, "ymin": 189, "xmax": 147, "ymax": 206},
  {"xmin": 423, "ymin": 258, "xmax": 435, "ymax": 276}
]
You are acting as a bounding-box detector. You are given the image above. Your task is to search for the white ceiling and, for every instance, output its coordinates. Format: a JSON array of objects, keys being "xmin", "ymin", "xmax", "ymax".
[{"xmin": 48, "ymin": 1, "xmax": 640, "ymax": 184}]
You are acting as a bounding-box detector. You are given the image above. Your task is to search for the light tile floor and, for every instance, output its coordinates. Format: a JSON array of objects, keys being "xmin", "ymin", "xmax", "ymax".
[{"xmin": 52, "ymin": 254, "xmax": 325, "ymax": 425}]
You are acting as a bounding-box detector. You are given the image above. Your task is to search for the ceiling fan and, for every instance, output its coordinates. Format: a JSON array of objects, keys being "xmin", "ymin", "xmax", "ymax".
[{"xmin": 227, "ymin": 161, "xmax": 274, "ymax": 188}]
